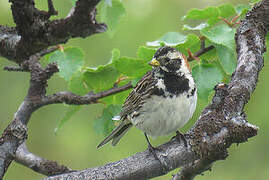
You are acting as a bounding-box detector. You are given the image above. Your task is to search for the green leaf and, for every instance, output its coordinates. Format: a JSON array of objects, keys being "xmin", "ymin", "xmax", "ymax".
[
  {"xmin": 70, "ymin": 0, "xmax": 76, "ymax": 6},
  {"xmin": 94, "ymin": 104, "xmax": 121, "ymax": 136},
  {"xmin": 49, "ymin": 47, "xmax": 84, "ymax": 81},
  {"xmin": 104, "ymin": 0, "xmax": 112, "ymax": 6},
  {"xmin": 147, "ymin": 32, "xmax": 186, "ymax": 46},
  {"xmin": 83, "ymin": 65, "xmax": 120, "ymax": 92},
  {"xmin": 235, "ymin": 4, "xmax": 251, "ymax": 16},
  {"xmin": 183, "ymin": 7, "xmax": 219, "ymax": 20},
  {"xmin": 113, "ymin": 57, "xmax": 151, "ymax": 78},
  {"xmin": 250, "ymin": 0, "xmax": 261, "ymax": 3},
  {"xmin": 215, "ymin": 45, "xmax": 237, "ymax": 75},
  {"xmin": 201, "ymin": 24, "xmax": 236, "ymax": 50},
  {"xmin": 68, "ymin": 71, "xmax": 88, "ymax": 95},
  {"xmin": 110, "ymin": 48, "xmax": 121, "ymax": 62},
  {"xmin": 55, "ymin": 105, "xmax": 82, "ymax": 134},
  {"xmin": 175, "ymin": 34, "xmax": 200, "ymax": 56},
  {"xmin": 218, "ymin": 3, "xmax": 236, "ymax": 18},
  {"xmin": 100, "ymin": 0, "xmax": 126, "ymax": 37},
  {"xmin": 199, "ymin": 47, "xmax": 218, "ymax": 62},
  {"xmin": 192, "ymin": 63, "xmax": 223, "ymax": 99},
  {"xmin": 102, "ymin": 89, "xmax": 131, "ymax": 105},
  {"xmin": 137, "ymin": 46, "xmax": 156, "ymax": 62},
  {"xmin": 183, "ymin": 23, "xmax": 209, "ymax": 31}
]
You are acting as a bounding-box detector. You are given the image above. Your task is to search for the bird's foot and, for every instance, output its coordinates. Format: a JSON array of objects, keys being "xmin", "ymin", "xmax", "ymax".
[
  {"xmin": 147, "ymin": 144, "xmax": 168, "ymax": 173},
  {"xmin": 172, "ymin": 131, "xmax": 188, "ymax": 147}
]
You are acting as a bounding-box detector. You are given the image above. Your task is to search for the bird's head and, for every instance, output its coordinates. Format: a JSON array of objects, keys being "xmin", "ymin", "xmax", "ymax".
[{"xmin": 149, "ymin": 46, "xmax": 190, "ymax": 74}]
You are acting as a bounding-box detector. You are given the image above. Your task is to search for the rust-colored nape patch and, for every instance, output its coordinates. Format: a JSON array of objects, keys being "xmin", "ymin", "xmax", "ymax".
[{"xmin": 182, "ymin": 53, "xmax": 191, "ymax": 72}]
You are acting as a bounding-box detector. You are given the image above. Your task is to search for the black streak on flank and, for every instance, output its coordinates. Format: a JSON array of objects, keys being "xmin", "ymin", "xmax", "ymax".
[
  {"xmin": 191, "ymin": 87, "xmax": 196, "ymax": 96},
  {"xmin": 163, "ymin": 72, "xmax": 190, "ymax": 96}
]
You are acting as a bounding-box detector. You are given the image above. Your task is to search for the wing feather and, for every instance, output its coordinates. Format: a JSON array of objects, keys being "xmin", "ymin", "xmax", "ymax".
[{"xmin": 120, "ymin": 71, "xmax": 156, "ymax": 119}]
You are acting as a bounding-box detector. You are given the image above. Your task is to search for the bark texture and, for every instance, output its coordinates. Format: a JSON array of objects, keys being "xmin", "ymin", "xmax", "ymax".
[{"xmin": 0, "ymin": 0, "xmax": 268, "ymax": 179}]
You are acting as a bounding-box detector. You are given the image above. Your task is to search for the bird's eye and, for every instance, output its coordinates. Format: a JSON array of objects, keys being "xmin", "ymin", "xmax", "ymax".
[{"xmin": 164, "ymin": 57, "xmax": 170, "ymax": 62}]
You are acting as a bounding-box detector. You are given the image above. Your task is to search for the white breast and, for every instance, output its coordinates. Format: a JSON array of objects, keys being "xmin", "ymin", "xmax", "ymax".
[{"xmin": 130, "ymin": 91, "xmax": 197, "ymax": 138}]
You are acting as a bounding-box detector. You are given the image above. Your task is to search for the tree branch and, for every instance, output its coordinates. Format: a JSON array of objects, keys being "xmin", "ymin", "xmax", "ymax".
[
  {"xmin": 0, "ymin": 54, "xmax": 59, "ymax": 178},
  {"xmin": 44, "ymin": 0, "xmax": 268, "ymax": 179},
  {"xmin": 15, "ymin": 142, "xmax": 73, "ymax": 176},
  {"xmin": 1, "ymin": 0, "xmax": 106, "ymax": 63},
  {"xmin": 41, "ymin": 82, "xmax": 133, "ymax": 106},
  {"xmin": 187, "ymin": 37, "xmax": 214, "ymax": 61}
]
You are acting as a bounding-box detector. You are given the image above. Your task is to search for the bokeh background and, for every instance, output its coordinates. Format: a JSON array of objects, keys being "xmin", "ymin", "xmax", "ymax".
[{"xmin": 0, "ymin": 0, "xmax": 268, "ymax": 179}]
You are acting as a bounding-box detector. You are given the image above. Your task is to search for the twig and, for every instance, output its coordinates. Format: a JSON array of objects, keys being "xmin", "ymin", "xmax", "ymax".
[
  {"xmin": 15, "ymin": 143, "xmax": 72, "ymax": 176},
  {"xmin": 41, "ymin": 82, "xmax": 132, "ymax": 106},
  {"xmin": 47, "ymin": 0, "xmax": 58, "ymax": 17},
  {"xmin": 3, "ymin": 66, "xmax": 28, "ymax": 72},
  {"xmin": 39, "ymin": 46, "xmax": 59, "ymax": 57},
  {"xmin": 187, "ymin": 37, "xmax": 215, "ymax": 61}
]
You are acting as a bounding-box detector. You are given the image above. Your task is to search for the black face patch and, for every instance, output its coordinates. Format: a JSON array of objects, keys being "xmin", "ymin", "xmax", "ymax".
[
  {"xmin": 154, "ymin": 46, "xmax": 176, "ymax": 59},
  {"xmin": 162, "ymin": 71, "xmax": 190, "ymax": 96},
  {"xmin": 165, "ymin": 58, "xmax": 182, "ymax": 72}
]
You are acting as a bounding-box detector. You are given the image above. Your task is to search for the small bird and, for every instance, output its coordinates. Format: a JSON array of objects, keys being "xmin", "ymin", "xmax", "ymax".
[{"xmin": 97, "ymin": 46, "xmax": 197, "ymax": 155}]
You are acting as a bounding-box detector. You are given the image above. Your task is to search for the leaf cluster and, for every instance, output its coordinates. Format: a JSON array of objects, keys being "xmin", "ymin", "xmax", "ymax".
[{"xmin": 49, "ymin": 1, "xmax": 253, "ymax": 135}]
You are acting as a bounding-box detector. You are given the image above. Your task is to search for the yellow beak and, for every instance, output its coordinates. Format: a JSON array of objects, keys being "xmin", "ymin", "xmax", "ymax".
[{"xmin": 149, "ymin": 58, "xmax": 160, "ymax": 67}]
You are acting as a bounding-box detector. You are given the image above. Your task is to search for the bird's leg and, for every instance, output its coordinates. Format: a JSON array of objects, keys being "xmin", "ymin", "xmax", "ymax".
[
  {"xmin": 144, "ymin": 133, "xmax": 168, "ymax": 173},
  {"xmin": 173, "ymin": 130, "xmax": 188, "ymax": 147},
  {"xmin": 144, "ymin": 133, "xmax": 159, "ymax": 160}
]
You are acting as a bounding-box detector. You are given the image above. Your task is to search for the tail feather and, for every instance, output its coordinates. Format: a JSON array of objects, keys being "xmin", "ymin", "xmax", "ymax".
[
  {"xmin": 97, "ymin": 122, "xmax": 132, "ymax": 148},
  {"xmin": 111, "ymin": 124, "xmax": 132, "ymax": 146}
]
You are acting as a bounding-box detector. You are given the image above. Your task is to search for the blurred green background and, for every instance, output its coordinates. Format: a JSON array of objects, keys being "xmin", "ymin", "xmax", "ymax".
[{"xmin": 0, "ymin": 0, "xmax": 268, "ymax": 179}]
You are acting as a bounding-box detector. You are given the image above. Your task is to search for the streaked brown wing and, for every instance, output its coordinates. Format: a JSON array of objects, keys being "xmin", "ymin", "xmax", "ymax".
[{"xmin": 120, "ymin": 71, "xmax": 156, "ymax": 119}]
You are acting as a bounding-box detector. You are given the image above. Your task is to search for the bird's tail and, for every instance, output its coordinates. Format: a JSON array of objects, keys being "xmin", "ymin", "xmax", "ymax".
[{"xmin": 97, "ymin": 121, "xmax": 132, "ymax": 148}]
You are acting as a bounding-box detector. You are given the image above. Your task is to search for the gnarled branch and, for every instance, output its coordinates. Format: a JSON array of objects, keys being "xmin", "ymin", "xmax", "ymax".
[
  {"xmin": 1, "ymin": 0, "xmax": 106, "ymax": 63},
  {"xmin": 15, "ymin": 143, "xmax": 72, "ymax": 176},
  {"xmin": 44, "ymin": 0, "xmax": 268, "ymax": 179}
]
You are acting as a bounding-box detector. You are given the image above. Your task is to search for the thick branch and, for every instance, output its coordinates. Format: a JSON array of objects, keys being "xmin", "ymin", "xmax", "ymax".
[
  {"xmin": 0, "ymin": 55, "xmax": 58, "ymax": 179},
  {"xmin": 1, "ymin": 0, "xmax": 106, "ymax": 63},
  {"xmin": 45, "ymin": 0, "xmax": 268, "ymax": 179},
  {"xmin": 15, "ymin": 143, "xmax": 72, "ymax": 176}
]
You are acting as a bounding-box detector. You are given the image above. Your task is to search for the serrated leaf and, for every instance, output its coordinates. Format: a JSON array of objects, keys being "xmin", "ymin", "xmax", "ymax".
[
  {"xmin": 49, "ymin": 47, "xmax": 84, "ymax": 81},
  {"xmin": 68, "ymin": 71, "xmax": 88, "ymax": 95},
  {"xmin": 55, "ymin": 105, "xmax": 82, "ymax": 134},
  {"xmin": 215, "ymin": 45, "xmax": 237, "ymax": 75},
  {"xmin": 83, "ymin": 65, "xmax": 120, "ymax": 92},
  {"xmin": 113, "ymin": 57, "xmax": 151, "ymax": 78},
  {"xmin": 94, "ymin": 104, "xmax": 121, "ymax": 136},
  {"xmin": 137, "ymin": 46, "xmax": 156, "ymax": 62},
  {"xmin": 183, "ymin": 23, "xmax": 209, "ymax": 31},
  {"xmin": 218, "ymin": 3, "xmax": 236, "ymax": 18},
  {"xmin": 175, "ymin": 34, "xmax": 200, "ymax": 56},
  {"xmin": 192, "ymin": 64, "xmax": 223, "ymax": 99},
  {"xmin": 147, "ymin": 32, "xmax": 186, "ymax": 46},
  {"xmin": 100, "ymin": 0, "xmax": 126, "ymax": 37},
  {"xmin": 201, "ymin": 24, "xmax": 236, "ymax": 50}
]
